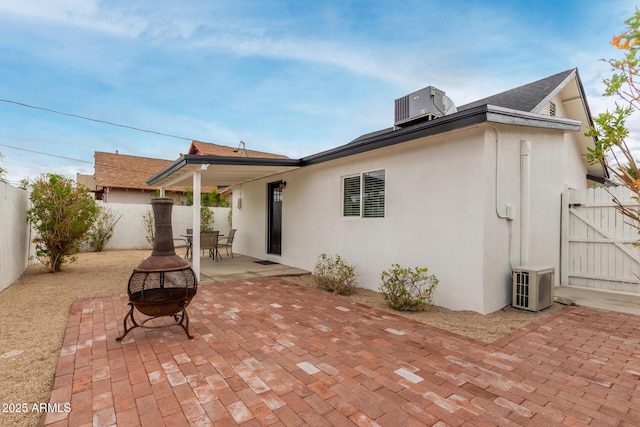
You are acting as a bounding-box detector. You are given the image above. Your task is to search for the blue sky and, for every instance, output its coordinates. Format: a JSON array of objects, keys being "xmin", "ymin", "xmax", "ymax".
[{"xmin": 0, "ymin": 0, "xmax": 635, "ymax": 185}]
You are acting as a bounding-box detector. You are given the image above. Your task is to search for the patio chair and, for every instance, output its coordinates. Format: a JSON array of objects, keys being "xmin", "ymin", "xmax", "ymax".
[
  {"xmin": 200, "ymin": 231, "xmax": 221, "ymax": 261},
  {"xmin": 174, "ymin": 236, "xmax": 191, "ymax": 259},
  {"xmin": 180, "ymin": 228, "xmax": 194, "ymax": 259},
  {"xmin": 218, "ymin": 228, "xmax": 236, "ymax": 258}
]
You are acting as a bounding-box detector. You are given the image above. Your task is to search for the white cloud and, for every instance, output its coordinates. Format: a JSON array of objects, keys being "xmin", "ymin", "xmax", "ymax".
[
  {"xmin": 0, "ymin": 0, "xmax": 98, "ymax": 21},
  {"xmin": 0, "ymin": 0, "xmax": 145, "ymax": 37},
  {"xmin": 0, "ymin": 0, "xmax": 421, "ymax": 87}
]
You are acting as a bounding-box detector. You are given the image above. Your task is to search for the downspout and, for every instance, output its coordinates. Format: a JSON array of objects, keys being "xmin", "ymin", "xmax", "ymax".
[{"xmin": 520, "ymin": 140, "xmax": 531, "ymax": 266}]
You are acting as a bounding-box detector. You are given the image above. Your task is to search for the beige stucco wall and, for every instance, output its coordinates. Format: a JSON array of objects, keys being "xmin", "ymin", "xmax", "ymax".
[
  {"xmin": 93, "ymin": 203, "xmax": 230, "ymax": 251},
  {"xmin": 233, "ymin": 118, "xmax": 591, "ymax": 314},
  {"xmin": 235, "ymin": 126, "xmax": 490, "ymax": 312},
  {"xmin": 479, "ymin": 122, "xmax": 590, "ymax": 313}
]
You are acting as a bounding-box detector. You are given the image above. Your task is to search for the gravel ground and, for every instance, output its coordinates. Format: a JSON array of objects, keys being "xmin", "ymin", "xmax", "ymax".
[
  {"xmin": 281, "ymin": 275, "xmax": 558, "ymax": 344},
  {"xmin": 0, "ymin": 249, "xmax": 558, "ymax": 427}
]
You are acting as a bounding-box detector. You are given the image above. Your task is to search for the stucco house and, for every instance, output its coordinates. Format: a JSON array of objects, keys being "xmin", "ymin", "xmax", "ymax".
[
  {"xmin": 85, "ymin": 151, "xmax": 187, "ymax": 203},
  {"xmin": 148, "ymin": 68, "xmax": 605, "ymax": 314}
]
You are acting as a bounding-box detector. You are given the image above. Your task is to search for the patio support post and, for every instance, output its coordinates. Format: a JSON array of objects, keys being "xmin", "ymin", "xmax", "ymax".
[{"xmin": 192, "ymin": 168, "xmax": 202, "ymax": 279}]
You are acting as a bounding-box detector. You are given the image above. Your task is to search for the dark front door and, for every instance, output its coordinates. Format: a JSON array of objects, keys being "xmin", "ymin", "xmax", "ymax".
[{"xmin": 267, "ymin": 181, "xmax": 283, "ymax": 255}]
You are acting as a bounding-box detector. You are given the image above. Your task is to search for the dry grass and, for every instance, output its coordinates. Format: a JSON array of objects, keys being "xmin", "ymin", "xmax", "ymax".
[
  {"xmin": 0, "ymin": 249, "xmax": 558, "ymax": 427},
  {"xmin": 0, "ymin": 250, "xmax": 150, "ymax": 427}
]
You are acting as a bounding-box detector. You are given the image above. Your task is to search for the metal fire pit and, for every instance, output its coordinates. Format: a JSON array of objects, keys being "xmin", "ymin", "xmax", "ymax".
[{"xmin": 117, "ymin": 198, "xmax": 198, "ymax": 341}]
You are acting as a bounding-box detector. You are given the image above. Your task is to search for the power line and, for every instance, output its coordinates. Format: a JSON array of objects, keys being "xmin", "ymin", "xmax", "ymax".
[
  {"xmin": 0, "ymin": 143, "xmax": 93, "ymax": 163},
  {"xmin": 0, "ymin": 143, "xmax": 176, "ymax": 177},
  {"xmin": 0, "ymin": 98, "xmax": 193, "ymax": 141}
]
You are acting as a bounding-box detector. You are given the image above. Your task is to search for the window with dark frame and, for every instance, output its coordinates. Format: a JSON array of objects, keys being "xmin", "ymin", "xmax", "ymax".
[{"xmin": 342, "ymin": 169, "xmax": 385, "ymax": 218}]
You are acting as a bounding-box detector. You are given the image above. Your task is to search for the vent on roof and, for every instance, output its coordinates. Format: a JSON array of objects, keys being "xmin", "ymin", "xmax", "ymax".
[
  {"xmin": 549, "ymin": 102, "xmax": 556, "ymax": 117},
  {"xmin": 394, "ymin": 86, "xmax": 457, "ymax": 127}
]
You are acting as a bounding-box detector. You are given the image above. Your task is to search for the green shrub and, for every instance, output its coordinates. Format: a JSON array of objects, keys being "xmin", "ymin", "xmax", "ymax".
[
  {"xmin": 201, "ymin": 207, "xmax": 215, "ymax": 231},
  {"xmin": 312, "ymin": 254, "xmax": 358, "ymax": 295},
  {"xmin": 380, "ymin": 264, "xmax": 439, "ymax": 311},
  {"xmin": 27, "ymin": 174, "xmax": 99, "ymax": 272}
]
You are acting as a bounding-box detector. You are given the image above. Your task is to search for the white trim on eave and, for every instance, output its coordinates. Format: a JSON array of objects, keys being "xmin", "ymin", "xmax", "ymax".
[
  {"xmin": 485, "ymin": 105, "xmax": 581, "ymax": 131},
  {"xmin": 531, "ymin": 69, "xmax": 577, "ymax": 114}
]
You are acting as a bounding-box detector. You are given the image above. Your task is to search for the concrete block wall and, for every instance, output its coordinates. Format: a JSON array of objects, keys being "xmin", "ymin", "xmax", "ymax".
[
  {"xmin": 101, "ymin": 202, "xmax": 231, "ymax": 250},
  {"xmin": 0, "ymin": 190, "xmax": 230, "ymax": 292}
]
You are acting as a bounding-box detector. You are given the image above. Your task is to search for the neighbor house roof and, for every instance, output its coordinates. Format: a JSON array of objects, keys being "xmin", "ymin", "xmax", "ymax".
[
  {"xmin": 94, "ymin": 151, "xmax": 190, "ymax": 192},
  {"xmin": 188, "ymin": 140, "xmax": 289, "ymax": 159}
]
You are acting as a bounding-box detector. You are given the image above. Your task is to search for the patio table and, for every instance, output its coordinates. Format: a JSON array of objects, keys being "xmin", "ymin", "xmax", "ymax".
[{"xmin": 180, "ymin": 233, "xmax": 224, "ymax": 260}]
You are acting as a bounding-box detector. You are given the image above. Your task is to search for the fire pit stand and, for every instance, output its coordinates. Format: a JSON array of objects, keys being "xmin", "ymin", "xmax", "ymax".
[{"xmin": 116, "ymin": 198, "xmax": 198, "ymax": 341}]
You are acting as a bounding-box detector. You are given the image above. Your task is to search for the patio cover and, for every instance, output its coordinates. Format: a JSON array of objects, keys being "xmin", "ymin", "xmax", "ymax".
[{"xmin": 147, "ymin": 154, "xmax": 301, "ymax": 279}]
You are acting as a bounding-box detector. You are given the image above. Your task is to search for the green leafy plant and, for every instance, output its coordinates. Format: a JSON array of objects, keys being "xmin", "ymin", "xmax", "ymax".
[
  {"xmin": 186, "ymin": 188, "xmax": 230, "ymax": 207},
  {"xmin": 26, "ymin": 174, "xmax": 99, "ymax": 272},
  {"xmin": 143, "ymin": 210, "xmax": 154, "ymax": 245},
  {"xmin": 586, "ymin": 10, "xmax": 640, "ymax": 243},
  {"xmin": 312, "ymin": 253, "xmax": 358, "ymax": 295},
  {"xmin": 380, "ymin": 264, "xmax": 439, "ymax": 311},
  {"xmin": 201, "ymin": 207, "xmax": 215, "ymax": 231},
  {"xmin": 89, "ymin": 206, "xmax": 122, "ymax": 252}
]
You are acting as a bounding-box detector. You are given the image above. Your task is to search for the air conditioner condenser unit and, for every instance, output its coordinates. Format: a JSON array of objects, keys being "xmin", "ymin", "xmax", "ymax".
[{"xmin": 512, "ymin": 266, "xmax": 554, "ymax": 311}]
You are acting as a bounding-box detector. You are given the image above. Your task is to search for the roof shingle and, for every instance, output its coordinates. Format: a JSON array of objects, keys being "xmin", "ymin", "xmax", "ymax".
[
  {"xmin": 93, "ymin": 152, "xmax": 188, "ymax": 191},
  {"xmin": 457, "ymin": 69, "xmax": 575, "ymax": 113},
  {"xmin": 188, "ymin": 140, "xmax": 289, "ymax": 159}
]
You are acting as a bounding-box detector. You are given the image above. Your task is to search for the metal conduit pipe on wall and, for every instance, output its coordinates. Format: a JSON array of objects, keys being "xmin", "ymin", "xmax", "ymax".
[{"xmin": 520, "ymin": 139, "xmax": 531, "ymax": 266}]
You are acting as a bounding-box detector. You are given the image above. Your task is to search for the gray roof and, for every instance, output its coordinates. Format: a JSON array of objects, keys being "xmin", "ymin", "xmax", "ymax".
[
  {"xmin": 457, "ymin": 69, "xmax": 575, "ymax": 113},
  {"xmin": 149, "ymin": 67, "xmax": 605, "ymax": 187}
]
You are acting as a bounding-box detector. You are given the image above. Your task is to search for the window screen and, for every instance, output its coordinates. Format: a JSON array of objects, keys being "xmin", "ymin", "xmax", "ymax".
[
  {"xmin": 343, "ymin": 175, "xmax": 361, "ymax": 217},
  {"xmin": 363, "ymin": 170, "xmax": 385, "ymax": 218},
  {"xmin": 342, "ymin": 170, "xmax": 385, "ymax": 218}
]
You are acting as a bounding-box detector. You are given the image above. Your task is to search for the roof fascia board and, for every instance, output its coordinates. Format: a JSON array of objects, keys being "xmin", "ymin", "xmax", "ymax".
[
  {"xmin": 179, "ymin": 155, "xmax": 301, "ymax": 167},
  {"xmin": 573, "ymin": 68, "xmax": 595, "ymax": 128},
  {"xmin": 147, "ymin": 157, "xmax": 189, "ymax": 185},
  {"xmin": 485, "ymin": 105, "xmax": 581, "ymax": 131},
  {"xmin": 303, "ymin": 105, "xmax": 580, "ymax": 165},
  {"xmin": 302, "ymin": 107, "xmax": 490, "ymax": 165},
  {"xmin": 154, "ymin": 168, "xmax": 194, "ymax": 188},
  {"xmin": 147, "ymin": 155, "xmax": 301, "ymax": 186},
  {"xmin": 148, "ymin": 102, "xmax": 584, "ymax": 185}
]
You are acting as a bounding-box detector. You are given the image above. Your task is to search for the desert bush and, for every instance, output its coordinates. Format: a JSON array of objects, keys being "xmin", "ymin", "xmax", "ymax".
[
  {"xmin": 89, "ymin": 206, "xmax": 121, "ymax": 252},
  {"xmin": 143, "ymin": 210, "xmax": 154, "ymax": 245},
  {"xmin": 312, "ymin": 253, "xmax": 357, "ymax": 295},
  {"xmin": 380, "ymin": 264, "xmax": 439, "ymax": 311},
  {"xmin": 27, "ymin": 174, "xmax": 99, "ymax": 272}
]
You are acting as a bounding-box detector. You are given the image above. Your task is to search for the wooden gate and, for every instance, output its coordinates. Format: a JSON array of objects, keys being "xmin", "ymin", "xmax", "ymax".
[{"xmin": 561, "ymin": 187, "xmax": 640, "ymax": 293}]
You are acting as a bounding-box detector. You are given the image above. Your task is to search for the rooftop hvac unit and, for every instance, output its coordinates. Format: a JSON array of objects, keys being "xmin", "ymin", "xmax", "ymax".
[
  {"xmin": 512, "ymin": 266, "xmax": 554, "ymax": 311},
  {"xmin": 394, "ymin": 86, "xmax": 456, "ymax": 127}
]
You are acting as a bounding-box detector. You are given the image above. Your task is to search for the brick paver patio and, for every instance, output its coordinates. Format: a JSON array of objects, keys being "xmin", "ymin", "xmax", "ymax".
[{"xmin": 44, "ymin": 277, "xmax": 640, "ymax": 426}]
